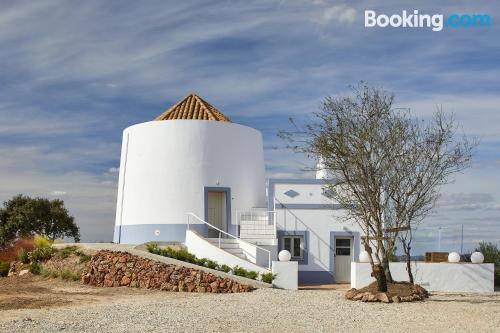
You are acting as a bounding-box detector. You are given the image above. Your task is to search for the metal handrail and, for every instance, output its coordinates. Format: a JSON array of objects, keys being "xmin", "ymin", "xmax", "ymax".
[{"xmin": 186, "ymin": 212, "xmax": 272, "ymax": 269}]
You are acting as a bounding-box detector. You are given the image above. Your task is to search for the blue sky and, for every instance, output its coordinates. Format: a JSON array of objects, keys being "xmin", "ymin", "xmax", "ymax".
[{"xmin": 0, "ymin": 0, "xmax": 499, "ymax": 252}]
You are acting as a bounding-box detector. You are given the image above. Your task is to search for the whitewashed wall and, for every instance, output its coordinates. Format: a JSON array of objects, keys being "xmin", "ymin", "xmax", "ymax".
[
  {"xmin": 351, "ymin": 262, "xmax": 495, "ymax": 292},
  {"xmin": 185, "ymin": 230, "xmax": 269, "ymax": 274},
  {"xmin": 114, "ymin": 120, "xmax": 266, "ymax": 243},
  {"xmin": 272, "ymin": 181, "xmax": 363, "ymax": 282}
]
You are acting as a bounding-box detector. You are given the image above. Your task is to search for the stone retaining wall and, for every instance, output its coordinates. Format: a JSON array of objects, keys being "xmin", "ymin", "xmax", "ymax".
[{"xmin": 81, "ymin": 250, "xmax": 252, "ymax": 293}]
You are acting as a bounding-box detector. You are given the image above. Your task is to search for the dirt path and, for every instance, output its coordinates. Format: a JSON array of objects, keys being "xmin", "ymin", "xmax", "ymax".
[
  {"xmin": 0, "ymin": 275, "xmax": 163, "ymax": 312},
  {"xmin": 1, "ymin": 276, "xmax": 499, "ymax": 332}
]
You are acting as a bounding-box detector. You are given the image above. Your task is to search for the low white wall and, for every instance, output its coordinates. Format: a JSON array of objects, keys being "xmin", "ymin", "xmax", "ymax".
[
  {"xmin": 272, "ymin": 261, "xmax": 298, "ymax": 290},
  {"xmin": 185, "ymin": 230, "xmax": 269, "ymax": 274},
  {"xmin": 351, "ymin": 262, "xmax": 495, "ymax": 293}
]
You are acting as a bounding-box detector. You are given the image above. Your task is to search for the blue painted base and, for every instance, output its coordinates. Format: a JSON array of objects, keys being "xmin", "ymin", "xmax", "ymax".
[
  {"xmin": 113, "ymin": 224, "xmax": 207, "ymax": 244},
  {"xmin": 298, "ymin": 271, "xmax": 335, "ymax": 284}
]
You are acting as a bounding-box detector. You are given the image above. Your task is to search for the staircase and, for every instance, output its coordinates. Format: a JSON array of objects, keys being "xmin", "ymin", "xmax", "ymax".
[{"xmin": 206, "ymin": 238, "xmax": 247, "ymax": 260}]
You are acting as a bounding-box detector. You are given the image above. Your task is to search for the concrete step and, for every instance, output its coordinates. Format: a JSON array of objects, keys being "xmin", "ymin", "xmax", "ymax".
[{"xmin": 225, "ymin": 248, "xmax": 244, "ymax": 255}]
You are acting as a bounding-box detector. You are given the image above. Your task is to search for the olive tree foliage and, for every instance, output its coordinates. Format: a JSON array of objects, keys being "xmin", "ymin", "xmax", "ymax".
[
  {"xmin": 279, "ymin": 83, "xmax": 476, "ymax": 292},
  {"xmin": 0, "ymin": 194, "xmax": 80, "ymax": 247}
]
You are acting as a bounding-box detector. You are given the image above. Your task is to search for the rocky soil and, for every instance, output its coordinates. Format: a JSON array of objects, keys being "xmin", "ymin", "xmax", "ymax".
[
  {"xmin": 345, "ymin": 281, "xmax": 430, "ymax": 303},
  {"xmin": 0, "ymin": 276, "xmax": 499, "ymax": 333}
]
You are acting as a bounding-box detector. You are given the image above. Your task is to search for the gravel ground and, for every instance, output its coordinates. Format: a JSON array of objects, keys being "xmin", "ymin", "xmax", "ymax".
[{"xmin": 1, "ymin": 286, "xmax": 499, "ymax": 333}]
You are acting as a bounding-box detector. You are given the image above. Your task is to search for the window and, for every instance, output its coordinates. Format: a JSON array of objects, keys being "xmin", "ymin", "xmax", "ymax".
[
  {"xmin": 335, "ymin": 238, "xmax": 351, "ymax": 256},
  {"xmin": 283, "ymin": 236, "xmax": 303, "ymax": 260}
]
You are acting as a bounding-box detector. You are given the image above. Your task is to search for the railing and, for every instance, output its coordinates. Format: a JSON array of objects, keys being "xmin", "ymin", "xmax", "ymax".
[
  {"xmin": 186, "ymin": 212, "xmax": 272, "ymax": 269},
  {"xmin": 236, "ymin": 210, "xmax": 277, "ymax": 239}
]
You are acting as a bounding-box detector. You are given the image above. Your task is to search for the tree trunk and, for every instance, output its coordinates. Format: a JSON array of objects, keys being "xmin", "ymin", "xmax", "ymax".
[
  {"xmin": 374, "ymin": 264, "xmax": 388, "ymax": 292},
  {"xmin": 400, "ymin": 236, "xmax": 414, "ymax": 284},
  {"xmin": 382, "ymin": 254, "xmax": 393, "ymax": 283},
  {"xmin": 379, "ymin": 241, "xmax": 394, "ymax": 283},
  {"xmin": 405, "ymin": 253, "xmax": 414, "ymax": 284}
]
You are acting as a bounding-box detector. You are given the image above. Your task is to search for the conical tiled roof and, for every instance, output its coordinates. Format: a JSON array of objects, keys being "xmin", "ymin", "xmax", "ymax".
[{"xmin": 154, "ymin": 94, "xmax": 230, "ymax": 122}]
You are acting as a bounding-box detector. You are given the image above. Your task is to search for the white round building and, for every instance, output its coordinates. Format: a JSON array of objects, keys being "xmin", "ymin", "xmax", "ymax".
[{"xmin": 113, "ymin": 94, "xmax": 267, "ymax": 244}]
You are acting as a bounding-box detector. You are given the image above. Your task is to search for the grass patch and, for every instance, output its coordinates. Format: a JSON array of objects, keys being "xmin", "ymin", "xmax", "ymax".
[
  {"xmin": 17, "ymin": 249, "xmax": 30, "ymax": 264},
  {"xmin": 29, "ymin": 262, "xmax": 41, "ymax": 275},
  {"xmin": 58, "ymin": 246, "xmax": 79, "ymax": 259},
  {"xmin": 28, "ymin": 247, "xmax": 54, "ymax": 262},
  {"xmin": 34, "ymin": 235, "xmax": 53, "ymax": 249},
  {"xmin": 0, "ymin": 261, "xmax": 10, "ymax": 277},
  {"xmin": 78, "ymin": 253, "xmax": 92, "ymax": 263}
]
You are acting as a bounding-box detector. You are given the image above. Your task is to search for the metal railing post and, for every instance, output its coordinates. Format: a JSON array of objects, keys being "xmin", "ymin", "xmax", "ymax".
[{"xmin": 218, "ymin": 231, "xmax": 221, "ymax": 248}]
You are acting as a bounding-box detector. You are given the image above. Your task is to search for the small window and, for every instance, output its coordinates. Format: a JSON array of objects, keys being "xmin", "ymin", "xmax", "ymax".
[
  {"xmin": 336, "ymin": 248, "xmax": 351, "ymax": 255},
  {"xmin": 336, "ymin": 238, "xmax": 350, "ymax": 247},
  {"xmin": 283, "ymin": 236, "xmax": 303, "ymax": 260}
]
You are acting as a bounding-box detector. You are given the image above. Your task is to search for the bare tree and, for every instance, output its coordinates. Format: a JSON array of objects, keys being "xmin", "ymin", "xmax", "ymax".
[{"xmin": 279, "ymin": 83, "xmax": 476, "ymax": 292}]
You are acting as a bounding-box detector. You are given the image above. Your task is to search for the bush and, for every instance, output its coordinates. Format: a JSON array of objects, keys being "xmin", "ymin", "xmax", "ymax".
[
  {"xmin": 29, "ymin": 262, "xmax": 41, "ymax": 275},
  {"xmin": 34, "ymin": 235, "xmax": 53, "ymax": 248},
  {"xmin": 17, "ymin": 249, "xmax": 30, "ymax": 264},
  {"xmin": 28, "ymin": 247, "xmax": 54, "ymax": 262},
  {"xmin": 78, "ymin": 253, "xmax": 92, "ymax": 263},
  {"xmin": 60, "ymin": 269, "xmax": 79, "ymax": 281},
  {"xmin": 476, "ymin": 242, "xmax": 500, "ymax": 286},
  {"xmin": 58, "ymin": 246, "xmax": 78, "ymax": 259},
  {"xmin": 218, "ymin": 264, "xmax": 231, "ymax": 273},
  {"xmin": 205, "ymin": 259, "xmax": 218, "ymax": 270},
  {"xmin": 260, "ymin": 272, "xmax": 276, "ymax": 284},
  {"xmin": 0, "ymin": 238, "xmax": 35, "ymax": 262},
  {"xmin": 0, "ymin": 261, "xmax": 10, "ymax": 277},
  {"xmin": 232, "ymin": 266, "xmax": 258, "ymax": 280},
  {"xmin": 147, "ymin": 243, "xmax": 260, "ymax": 280}
]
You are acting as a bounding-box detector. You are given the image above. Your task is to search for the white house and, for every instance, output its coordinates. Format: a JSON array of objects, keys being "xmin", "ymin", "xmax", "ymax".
[{"xmin": 113, "ymin": 93, "xmax": 361, "ymax": 283}]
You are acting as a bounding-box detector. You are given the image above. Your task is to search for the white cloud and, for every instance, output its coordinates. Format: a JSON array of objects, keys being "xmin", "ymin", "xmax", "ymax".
[
  {"xmin": 322, "ymin": 5, "xmax": 356, "ymax": 24},
  {"xmin": 437, "ymin": 192, "xmax": 500, "ymax": 211},
  {"xmin": 108, "ymin": 167, "xmax": 119, "ymax": 173},
  {"xmin": 49, "ymin": 190, "xmax": 67, "ymax": 196}
]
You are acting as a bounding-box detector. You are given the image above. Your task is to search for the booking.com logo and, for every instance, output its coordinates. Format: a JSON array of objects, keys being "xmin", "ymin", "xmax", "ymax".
[{"xmin": 365, "ymin": 10, "xmax": 491, "ymax": 32}]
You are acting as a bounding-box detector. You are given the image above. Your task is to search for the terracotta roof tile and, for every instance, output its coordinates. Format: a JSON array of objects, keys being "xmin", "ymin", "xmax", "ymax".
[{"xmin": 154, "ymin": 94, "xmax": 230, "ymax": 122}]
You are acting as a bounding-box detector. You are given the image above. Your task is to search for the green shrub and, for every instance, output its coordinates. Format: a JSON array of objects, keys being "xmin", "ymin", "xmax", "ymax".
[
  {"xmin": 17, "ymin": 249, "xmax": 30, "ymax": 264},
  {"xmin": 205, "ymin": 259, "xmax": 218, "ymax": 270},
  {"xmin": 476, "ymin": 242, "xmax": 500, "ymax": 286},
  {"xmin": 28, "ymin": 247, "xmax": 54, "ymax": 262},
  {"xmin": 58, "ymin": 246, "xmax": 78, "ymax": 259},
  {"xmin": 78, "ymin": 253, "xmax": 92, "ymax": 263},
  {"xmin": 34, "ymin": 235, "xmax": 53, "ymax": 248},
  {"xmin": 147, "ymin": 243, "xmax": 260, "ymax": 280},
  {"xmin": 232, "ymin": 266, "xmax": 258, "ymax": 280},
  {"xmin": 260, "ymin": 272, "xmax": 276, "ymax": 284},
  {"xmin": 29, "ymin": 262, "xmax": 41, "ymax": 275},
  {"xmin": 0, "ymin": 261, "xmax": 10, "ymax": 277},
  {"xmin": 245, "ymin": 270, "xmax": 258, "ymax": 280},
  {"xmin": 218, "ymin": 264, "xmax": 231, "ymax": 273},
  {"xmin": 196, "ymin": 258, "xmax": 207, "ymax": 266},
  {"xmin": 60, "ymin": 269, "xmax": 79, "ymax": 281}
]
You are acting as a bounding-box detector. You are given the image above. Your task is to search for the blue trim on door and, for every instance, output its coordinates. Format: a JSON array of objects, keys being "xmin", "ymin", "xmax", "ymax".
[
  {"xmin": 277, "ymin": 230, "xmax": 309, "ymax": 265},
  {"xmin": 204, "ymin": 187, "xmax": 235, "ymax": 235},
  {"xmin": 329, "ymin": 231, "xmax": 360, "ymax": 282}
]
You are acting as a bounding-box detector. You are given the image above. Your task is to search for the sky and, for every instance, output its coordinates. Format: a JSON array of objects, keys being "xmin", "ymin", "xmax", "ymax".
[{"xmin": 0, "ymin": 0, "xmax": 499, "ymax": 253}]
